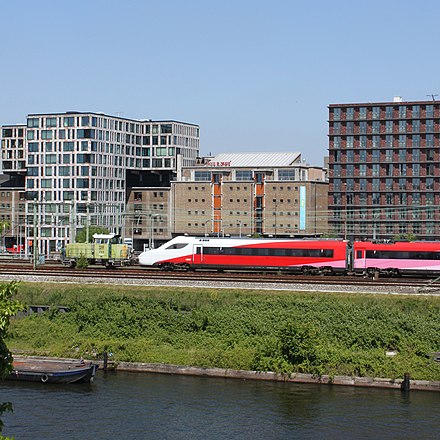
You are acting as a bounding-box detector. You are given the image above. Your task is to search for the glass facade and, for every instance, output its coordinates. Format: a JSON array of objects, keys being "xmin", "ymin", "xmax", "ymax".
[{"xmin": 1, "ymin": 112, "xmax": 200, "ymax": 256}]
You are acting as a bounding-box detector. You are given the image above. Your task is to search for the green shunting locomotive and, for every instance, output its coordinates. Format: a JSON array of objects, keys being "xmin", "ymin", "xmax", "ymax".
[{"xmin": 62, "ymin": 233, "xmax": 134, "ymax": 268}]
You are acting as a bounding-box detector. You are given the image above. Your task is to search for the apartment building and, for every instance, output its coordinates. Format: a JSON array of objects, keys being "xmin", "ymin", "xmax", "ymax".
[
  {"xmin": 328, "ymin": 97, "xmax": 440, "ymax": 240},
  {"xmin": 124, "ymin": 187, "xmax": 170, "ymax": 250},
  {"xmin": 171, "ymin": 152, "xmax": 328, "ymax": 238},
  {"xmin": 1, "ymin": 112, "xmax": 199, "ymax": 256}
]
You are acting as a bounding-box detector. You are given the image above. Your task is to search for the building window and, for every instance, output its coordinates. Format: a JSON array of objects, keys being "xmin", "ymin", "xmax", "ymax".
[
  {"xmin": 398, "ymin": 163, "xmax": 406, "ymax": 176},
  {"xmin": 372, "ymin": 193, "xmax": 380, "ymax": 204},
  {"xmin": 236, "ymin": 170, "xmax": 253, "ymax": 181},
  {"xmin": 426, "ymin": 105, "xmax": 434, "ymax": 118},
  {"xmin": 41, "ymin": 179, "xmax": 52, "ymax": 188},
  {"xmin": 278, "ymin": 169, "xmax": 295, "ymax": 180},
  {"xmin": 46, "ymin": 117, "xmax": 57, "ymax": 128},
  {"xmin": 27, "ymin": 118, "xmax": 39, "ymax": 128},
  {"xmin": 426, "ymin": 134, "xmax": 434, "ymax": 147},
  {"xmin": 333, "ymin": 108, "xmax": 341, "ymax": 120},
  {"xmin": 194, "ymin": 171, "xmax": 211, "ymax": 181},
  {"xmin": 63, "ymin": 117, "xmax": 75, "ymax": 127},
  {"xmin": 28, "ymin": 142, "xmax": 39, "ymax": 152}
]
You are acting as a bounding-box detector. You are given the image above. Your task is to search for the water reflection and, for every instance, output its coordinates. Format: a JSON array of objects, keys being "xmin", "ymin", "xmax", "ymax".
[{"xmin": 1, "ymin": 371, "xmax": 439, "ymax": 440}]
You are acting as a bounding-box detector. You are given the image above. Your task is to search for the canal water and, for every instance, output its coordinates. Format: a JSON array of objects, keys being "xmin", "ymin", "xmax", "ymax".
[{"xmin": 1, "ymin": 371, "xmax": 439, "ymax": 439}]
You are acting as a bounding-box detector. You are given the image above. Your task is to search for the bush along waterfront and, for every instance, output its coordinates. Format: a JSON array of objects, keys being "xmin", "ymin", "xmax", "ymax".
[{"xmin": 6, "ymin": 283, "xmax": 440, "ymax": 381}]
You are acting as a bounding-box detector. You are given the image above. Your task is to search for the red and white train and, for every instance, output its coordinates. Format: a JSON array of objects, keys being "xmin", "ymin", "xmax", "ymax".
[{"xmin": 138, "ymin": 236, "xmax": 440, "ymax": 277}]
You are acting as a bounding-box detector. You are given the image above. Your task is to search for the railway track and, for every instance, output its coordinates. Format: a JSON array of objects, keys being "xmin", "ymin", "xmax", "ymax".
[{"xmin": 0, "ymin": 262, "xmax": 439, "ymax": 290}]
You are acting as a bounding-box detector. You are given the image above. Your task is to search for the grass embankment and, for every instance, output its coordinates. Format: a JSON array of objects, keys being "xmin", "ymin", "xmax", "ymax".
[{"xmin": 6, "ymin": 282, "xmax": 440, "ymax": 381}]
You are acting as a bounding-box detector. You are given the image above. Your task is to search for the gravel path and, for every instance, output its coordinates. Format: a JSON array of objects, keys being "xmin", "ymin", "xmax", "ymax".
[{"xmin": 1, "ymin": 274, "xmax": 439, "ymax": 296}]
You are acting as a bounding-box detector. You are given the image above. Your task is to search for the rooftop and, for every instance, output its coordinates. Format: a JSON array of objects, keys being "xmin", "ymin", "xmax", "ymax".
[{"xmin": 205, "ymin": 152, "xmax": 301, "ymax": 168}]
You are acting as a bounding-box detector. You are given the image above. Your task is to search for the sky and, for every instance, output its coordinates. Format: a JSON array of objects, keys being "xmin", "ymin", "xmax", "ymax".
[{"xmin": 1, "ymin": 0, "xmax": 440, "ymax": 166}]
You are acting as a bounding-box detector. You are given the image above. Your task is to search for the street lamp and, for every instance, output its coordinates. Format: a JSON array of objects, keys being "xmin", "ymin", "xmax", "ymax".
[
  {"xmin": 237, "ymin": 220, "xmax": 242, "ymax": 237},
  {"xmin": 314, "ymin": 182, "xmax": 317, "ymax": 236},
  {"xmin": 149, "ymin": 214, "xmax": 160, "ymax": 249},
  {"xmin": 203, "ymin": 218, "xmax": 212, "ymax": 236}
]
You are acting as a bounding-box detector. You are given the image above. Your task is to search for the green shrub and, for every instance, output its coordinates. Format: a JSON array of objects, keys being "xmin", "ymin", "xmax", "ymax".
[
  {"xmin": 6, "ymin": 283, "xmax": 440, "ymax": 380},
  {"xmin": 76, "ymin": 254, "xmax": 89, "ymax": 269}
]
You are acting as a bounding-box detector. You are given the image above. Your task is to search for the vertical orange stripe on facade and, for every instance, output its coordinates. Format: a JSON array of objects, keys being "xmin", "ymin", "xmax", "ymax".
[{"xmin": 212, "ymin": 175, "xmax": 222, "ymax": 234}]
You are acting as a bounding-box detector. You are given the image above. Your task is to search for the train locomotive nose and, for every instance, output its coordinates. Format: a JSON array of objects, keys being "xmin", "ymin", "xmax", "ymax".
[
  {"xmin": 138, "ymin": 250, "xmax": 156, "ymax": 266},
  {"xmin": 138, "ymin": 252, "xmax": 150, "ymax": 266}
]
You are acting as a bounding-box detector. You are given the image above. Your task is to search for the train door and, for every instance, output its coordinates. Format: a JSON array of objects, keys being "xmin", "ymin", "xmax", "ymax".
[
  {"xmin": 346, "ymin": 242, "xmax": 354, "ymax": 273},
  {"xmin": 353, "ymin": 244, "xmax": 366, "ymax": 272},
  {"xmin": 193, "ymin": 245, "xmax": 204, "ymax": 266}
]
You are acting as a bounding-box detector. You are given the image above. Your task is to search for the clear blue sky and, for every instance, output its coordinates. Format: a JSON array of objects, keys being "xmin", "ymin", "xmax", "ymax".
[{"xmin": 2, "ymin": 0, "xmax": 439, "ymax": 166}]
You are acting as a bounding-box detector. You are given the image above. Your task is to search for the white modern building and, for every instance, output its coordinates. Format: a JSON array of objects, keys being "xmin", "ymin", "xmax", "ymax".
[{"xmin": 1, "ymin": 111, "xmax": 200, "ymax": 256}]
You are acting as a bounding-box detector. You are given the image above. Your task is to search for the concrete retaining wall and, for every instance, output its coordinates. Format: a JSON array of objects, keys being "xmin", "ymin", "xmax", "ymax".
[{"xmin": 113, "ymin": 361, "xmax": 440, "ymax": 392}]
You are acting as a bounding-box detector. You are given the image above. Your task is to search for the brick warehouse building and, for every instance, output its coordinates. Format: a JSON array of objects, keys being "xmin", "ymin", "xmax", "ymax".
[
  {"xmin": 328, "ymin": 97, "xmax": 440, "ymax": 240},
  {"xmin": 171, "ymin": 152, "xmax": 328, "ymax": 238}
]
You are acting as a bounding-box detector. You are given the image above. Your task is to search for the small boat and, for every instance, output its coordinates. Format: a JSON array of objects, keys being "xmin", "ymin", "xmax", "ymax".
[{"xmin": 7, "ymin": 357, "xmax": 99, "ymax": 384}]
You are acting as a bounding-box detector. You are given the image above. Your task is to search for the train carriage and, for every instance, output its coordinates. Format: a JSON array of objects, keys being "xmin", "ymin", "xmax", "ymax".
[
  {"xmin": 353, "ymin": 241, "xmax": 440, "ymax": 277},
  {"xmin": 139, "ymin": 236, "xmax": 348, "ymax": 274}
]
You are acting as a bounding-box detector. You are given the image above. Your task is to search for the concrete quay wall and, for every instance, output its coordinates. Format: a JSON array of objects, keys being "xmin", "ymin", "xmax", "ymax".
[{"xmin": 113, "ymin": 361, "xmax": 440, "ymax": 392}]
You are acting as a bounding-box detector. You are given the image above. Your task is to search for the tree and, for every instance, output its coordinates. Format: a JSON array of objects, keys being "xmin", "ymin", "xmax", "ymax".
[
  {"xmin": 75, "ymin": 226, "xmax": 109, "ymax": 243},
  {"xmin": 393, "ymin": 233, "xmax": 417, "ymax": 242},
  {"xmin": 1, "ymin": 282, "xmax": 25, "ymax": 438}
]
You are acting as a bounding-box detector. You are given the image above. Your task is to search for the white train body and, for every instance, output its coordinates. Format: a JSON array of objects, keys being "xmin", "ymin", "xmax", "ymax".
[{"xmin": 138, "ymin": 236, "xmax": 348, "ymax": 273}]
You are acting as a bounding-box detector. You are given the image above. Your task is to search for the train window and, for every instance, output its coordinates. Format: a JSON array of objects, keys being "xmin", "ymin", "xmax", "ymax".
[
  {"xmin": 165, "ymin": 243, "xmax": 188, "ymax": 250},
  {"xmin": 272, "ymin": 249, "xmax": 287, "ymax": 256},
  {"xmin": 366, "ymin": 250, "xmax": 440, "ymax": 260},
  {"xmin": 201, "ymin": 247, "xmax": 336, "ymax": 258},
  {"xmin": 356, "ymin": 250, "xmax": 363, "ymax": 259}
]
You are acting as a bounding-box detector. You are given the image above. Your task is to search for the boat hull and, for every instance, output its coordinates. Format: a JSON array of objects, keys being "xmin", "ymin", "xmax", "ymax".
[{"xmin": 7, "ymin": 358, "xmax": 99, "ymax": 384}]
